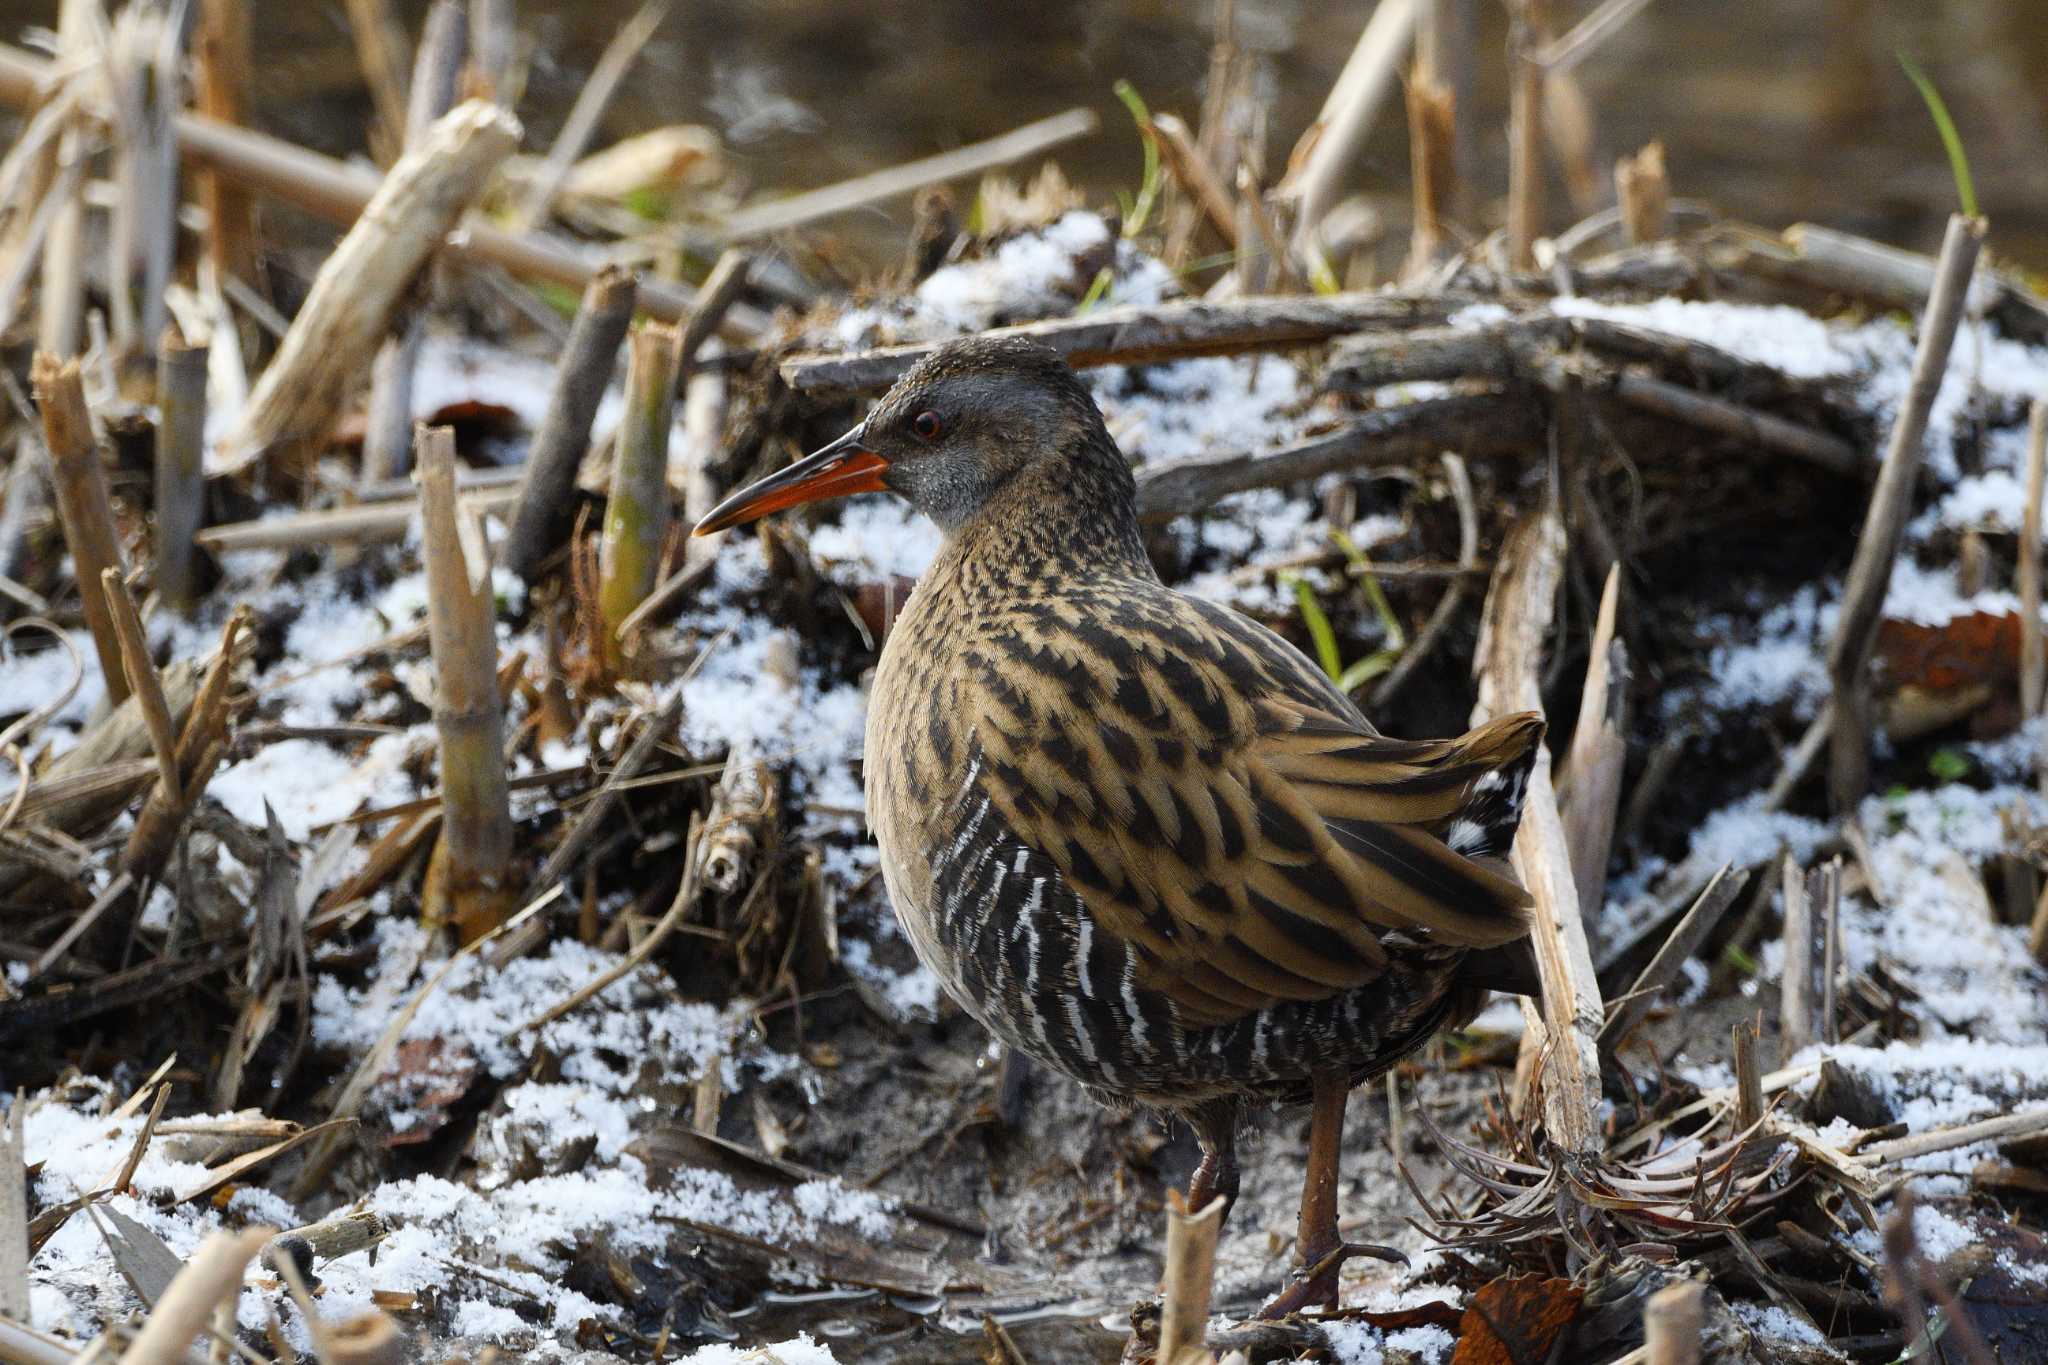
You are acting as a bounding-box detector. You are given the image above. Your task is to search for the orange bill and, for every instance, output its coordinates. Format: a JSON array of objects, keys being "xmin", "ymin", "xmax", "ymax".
[{"xmin": 692, "ymin": 427, "xmax": 888, "ymax": 535}]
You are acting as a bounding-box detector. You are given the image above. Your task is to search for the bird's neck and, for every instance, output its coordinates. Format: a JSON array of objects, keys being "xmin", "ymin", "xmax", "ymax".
[{"xmin": 947, "ymin": 444, "xmax": 1155, "ymax": 591}]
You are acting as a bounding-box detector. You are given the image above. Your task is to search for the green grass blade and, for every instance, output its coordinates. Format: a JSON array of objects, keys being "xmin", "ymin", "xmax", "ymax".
[
  {"xmin": 1285, "ymin": 573, "xmax": 1344, "ymax": 682},
  {"xmin": 1897, "ymin": 54, "xmax": 1978, "ymax": 219},
  {"xmin": 1112, "ymin": 80, "xmax": 1162, "ymax": 238}
]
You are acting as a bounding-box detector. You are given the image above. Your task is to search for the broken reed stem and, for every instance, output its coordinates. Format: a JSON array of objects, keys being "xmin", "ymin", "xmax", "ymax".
[
  {"xmin": 1505, "ymin": 0, "xmax": 1546, "ymax": 271},
  {"xmin": 1559, "ymin": 564, "xmax": 1626, "ymax": 943},
  {"xmin": 1402, "ymin": 66, "xmax": 1456, "ymax": 279},
  {"xmin": 1615, "ymin": 140, "xmax": 1668, "ymax": 244},
  {"xmin": 678, "ymin": 250, "xmax": 752, "ymax": 370},
  {"xmin": 214, "ymin": 100, "xmax": 521, "ymax": 475},
  {"xmin": 1642, "ymin": 1279, "xmax": 1704, "ymax": 1365},
  {"xmin": 195, "ymin": 0, "xmax": 257, "ymax": 289},
  {"xmin": 33, "ymin": 352, "xmax": 131, "ymax": 707},
  {"xmin": 2021, "ymin": 397, "xmax": 2045, "ymax": 727},
  {"xmin": 416, "ymin": 423, "xmax": 515, "ymax": 942},
  {"xmin": 1286, "ymin": 0, "xmax": 1416, "ymax": 261},
  {"xmin": 115, "ymin": 1227, "xmax": 272, "ymax": 1365},
  {"xmin": 362, "ymin": 0, "xmax": 469, "ymax": 483},
  {"xmin": 1158, "ymin": 1190, "xmax": 1225, "ymax": 1365},
  {"xmin": 1471, "ymin": 508, "xmax": 1604, "ymax": 1155},
  {"xmin": 503, "ymin": 264, "xmax": 636, "ymax": 580},
  {"xmin": 1148, "ymin": 112, "xmax": 1239, "ymax": 250},
  {"xmin": 106, "ymin": 4, "xmax": 180, "ymax": 383},
  {"xmin": 154, "ymin": 329, "xmax": 209, "ymax": 613},
  {"xmin": 1825, "ymin": 213, "xmax": 1986, "ymax": 811},
  {"xmin": 1779, "ymin": 855, "xmax": 1815, "ymax": 1057},
  {"xmin": 1732, "ymin": 1017, "xmax": 1763, "ymax": 1130},
  {"xmin": 509, "ymin": 0, "xmax": 668, "ymax": 232},
  {"xmin": 99, "ymin": 569, "xmax": 181, "ymax": 809},
  {"xmin": 467, "ymin": 0, "xmax": 518, "ymax": 105},
  {"xmin": 598, "ymin": 322, "xmax": 681, "ymax": 673}
]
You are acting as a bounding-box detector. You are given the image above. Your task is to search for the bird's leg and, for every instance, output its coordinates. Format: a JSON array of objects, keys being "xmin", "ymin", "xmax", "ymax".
[
  {"xmin": 1258, "ymin": 1071, "xmax": 1404, "ymax": 1318},
  {"xmin": 1184, "ymin": 1100, "xmax": 1241, "ymax": 1219}
]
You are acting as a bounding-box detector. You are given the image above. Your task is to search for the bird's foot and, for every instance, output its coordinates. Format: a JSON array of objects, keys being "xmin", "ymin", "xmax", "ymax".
[{"xmin": 1255, "ymin": 1241, "xmax": 1407, "ymax": 1319}]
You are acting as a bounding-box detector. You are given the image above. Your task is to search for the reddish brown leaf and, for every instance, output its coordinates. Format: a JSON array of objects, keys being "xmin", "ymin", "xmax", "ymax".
[{"xmin": 1450, "ymin": 1273, "xmax": 1583, "ymax": 1365}]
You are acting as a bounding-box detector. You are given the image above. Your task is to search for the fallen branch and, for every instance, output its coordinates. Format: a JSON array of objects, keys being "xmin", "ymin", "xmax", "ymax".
[
  {"xmin": 1134, "ymin": 390, "xmax": 1542, "ymax": 524},
  {"xmin": 780, "ymin": 292, "xmax": 1464, "ymax": 394},
  {"xmin": 214, "ymin": 101, "xmax": 520, "ymax": 473},
  {"xmin": 195, "ymin": 486, "xmax": 520, "ymax": 553}
]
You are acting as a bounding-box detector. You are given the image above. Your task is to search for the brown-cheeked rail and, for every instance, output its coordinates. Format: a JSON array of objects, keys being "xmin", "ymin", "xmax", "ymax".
[{"xmin": 696, "ymin": 336, "xmax": 1542, "ymax": 1316}]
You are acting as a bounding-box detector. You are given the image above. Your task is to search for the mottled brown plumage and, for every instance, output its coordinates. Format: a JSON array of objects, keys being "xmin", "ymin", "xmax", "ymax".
[{"xmin": 697, "ymin": 336, "xmax": 1543, "ymax": 1311}]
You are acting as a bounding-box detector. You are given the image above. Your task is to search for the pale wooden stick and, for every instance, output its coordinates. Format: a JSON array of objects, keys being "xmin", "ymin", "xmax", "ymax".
[
  {"xmin": 100, "ymin": 569, "xmax": 181, "ymax": 809},
  {"xmin": 1865, "ymin": 1106, "xmax": 2048, "ymax": 1165},
  {"xmin": 1781, "ymin": 222, "xmax": 1999, "ymax": 317},
  {"xmin": 34, "ymin": 352, "xmax": 132, "ymax": 707},
  {"xmin": 214, "ymin": 101, "xmax": 519, "ymax": 474},
  {"xmin": 115, "ymin": 1228, "xmax": 272, "ymax": 1365},
  {"xmin": 1401, "ymin": 65, "xmax": 1456, "ymax": 279},
  {"xmin": 194, "ymin": 0, "xmax": 257, "ymax": 289},
  {"xmin": 1642, "ymin": 1279, "xmax": 1703, "ymax": 1365},
  {"xmin": 1149, "ymin": 112, "xmax": 1238, "ymax": 250},
  {"xmin": 1826, "ymin": 214, "xmax": 1985, "ymax": 810},
  {"xmin": 154, "ymin": 328, "xmax": 209, "ymax": 613},
  {"xmin": 502, "ymin": 263, "xmax": 636, "ymax": 580},
  {"xmin": 1471, "ymin": 509, "xmax": 1604, "ymax": 1155},
  {"xmin": 196, "ymin": 487, "xmax": 520, "ymax": 553},
  {"xmin": 508, "ymin": 0, "xmax": 669, "ymax": 232},
  {"xmin": 1158, "ymin": 1190, "xmax": 1225, "ymax": 1365},
  {"xmin": 2021, "ymin": 397, "xmax": 2044, "ymax": 728},
  {"xmin": 1285, "ymin": 0, "xmax": 1416, "ymax": 258},
  {"xmin": 105, "ymin": 4, "xmax": 181, "ymax": 376},
  {"xmin": 362, "ymin": 0, "xmax": 468, "ymax": 483},
  {"xmin": 466, "ymin": 0, "xmax": 517, "ymax": 105},
  {"xmin": 723, "ymin": 108, "xmax": 1098, "ymax": 239},
  {"xmin": 0, "ymin": 1102, "xmax": 24, "ymax": 1321},
  {"xmin": 598, "ymin": 322, "xmax": 680, "ymax": 671}
]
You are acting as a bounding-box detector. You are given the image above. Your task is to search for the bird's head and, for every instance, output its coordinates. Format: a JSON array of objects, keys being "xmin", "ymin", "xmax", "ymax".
[{"xmin": 694, "ymin": 336, "xmax": 1123, "ymax": 538}]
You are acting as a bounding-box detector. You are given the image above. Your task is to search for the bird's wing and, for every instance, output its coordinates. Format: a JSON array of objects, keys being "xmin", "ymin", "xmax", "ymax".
[{"xmin": 966, "ymin": 585, "xmax": 1541, "ymax": 1029}]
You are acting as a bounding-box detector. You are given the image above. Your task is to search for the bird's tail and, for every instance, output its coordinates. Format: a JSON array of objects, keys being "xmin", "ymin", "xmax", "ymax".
[{"xmin": 1435, "ymin": 711, "xmax": 1544, "ymax": 862}]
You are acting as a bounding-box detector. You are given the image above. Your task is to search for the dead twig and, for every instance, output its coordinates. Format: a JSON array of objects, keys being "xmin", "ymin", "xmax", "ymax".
[
  {"xmin": 34, "ymin": 351, "xmax": 131, "ymax": 706},
  {"xmin": 508, "ymin": 0, "xmax": 669, "ymax": 232}
]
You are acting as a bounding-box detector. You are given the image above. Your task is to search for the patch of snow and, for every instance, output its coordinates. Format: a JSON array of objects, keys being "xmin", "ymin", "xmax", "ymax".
[{"xmin": 679, "ymin": 1333, "xmax": 842, "ymax": 1364}]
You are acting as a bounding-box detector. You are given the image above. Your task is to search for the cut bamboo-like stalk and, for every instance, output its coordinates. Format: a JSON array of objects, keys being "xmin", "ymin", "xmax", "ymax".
[
  {"xmin": 34, "ymin": 352, "xmax": 131, "ymax": 707},
  {"xmin": 195, "ymin": 0, "xmax": 257, "ymax": 289},
  {"xmin": 1733, "ymin": 1017, "xmax": 1762, "ymax": 1130},
  {"xmin": 416, "ymin": 424, "xmax": 515, "ymax": 943},
  {"xmin": 1471, "ymin": 509, "xmax": 1604, "ymax": 1155},
  {"xmin": 1615, "ymin": 140, "xmax": 1668, "ymax": 245},
  {"xmin": 1158, "ymin": 1190, "xmax": 1225, "ymax": 1365},
  {"xmin": 1559, "ymin": 564, "xmax": 1626, "ymax": 943},
  {"xmin": 1642, "ymin": 1279, "xmax": 1703, "ymax": 1365},
  {"xmin": 1505, "ymin": 0, "xmax": 1546, "ymax": 271},
  {"xmin": 1779, "ymin": 855, "xmax": 1814, "ymax": 1057},
  {"xmin": 213, "ymin": 101, "xmax": 521, "ymax": 475},
  {"xmin": 154, "ymin": 328, "xmax": 209, "ymax": 613},
  {"xmin": 362, "ymin": 0, "xmax": 469, "ymax": 483},
  {"xmin": 1826, "ymin": 214, "xmax": 1985, "ymax": 811},
  {"xmin": 597, "ymin": 321, "xmax": 680, "ymax": 673},
  {"xmin": 2021, "ymin": 397, "xmax": 2045, "ymax": 728},
  {"xmin": 503, "ymin": 263, "xmax": 636, "ymax": 580},
  {"xmin": 1149, "ymin": 112, "xmax": 1239, "ymax": 251}
]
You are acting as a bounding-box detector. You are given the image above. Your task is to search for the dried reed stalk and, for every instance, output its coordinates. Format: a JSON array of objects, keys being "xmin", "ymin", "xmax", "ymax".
[
  {"xmin": 1285, "ymin": 0, "xmax": 1416, "ymax": 260},
  {"xmin": 1826, "ymin": 214, "xmax": 1985, "ymax": 810},
  {"xmin": 509, "ymin": 0, "xmax": 669, "ymax": 232},
  {"xmin": 1559, "ymin": 564, "xmax": 1626, "ymax": 940},
  {"xmin": 1402, "ymin": 67, "xmax": 1456, "ymax": 279},
  {"xmin": 416, "ymin": 424, "xmax": 515, "ymax": 943},
  {"xmin": 213, "ymin": 101, "xmax": 521, "ymax": 474},
  {"xmin": 1505, "ymin": 0, "xmax": 1546, "ymax": 270},
  {"xmin": 1158, "ymin": 1190, "xmax": 1225, "ymax": 1364},
  {"xmin": 344, "ymin": 0, "xmax": 414, "ymax": 160},
  {"xmin": 1779, "ymin": 856, "xmax": 1816, "ymax": 1056},
  {"xmin": 467, "ymin": 0, "xmax": 518, "ymax": 105},
  {"xmin": 194, "ymin": 0, "xmax": 257, "ymax": 288},
  {"xmin": 106, "ymin": 4, "xmax": 180, "ymax": 385},
  {"xmin": 154, "ymin": 328, "xmax": 209, "ymax": 613},
  {"xmin": 36, "ymin": 0, "xmax": 89, "ymax": 359},
  {"xmin": 1615, "ymin": 141, "xmax": 1668, "ymax": 244},
  {"xmin": 598, "ymin": 322, "xmax": 680, "ymax": 673},
  {"xmin": 1148, "ymin": 112, "xmax": 1238, "ymax": 250},
  {"xmin": 1471, "ymin": 509, "xmax": 1603, "ymax": 1155},
  {"xmin": 99, "ymin": 569, "xmax": 180, "ymax": 808},
  {"xmin": 503, "ymin": 263, "xmax": 636, "ymax": 580},
  {"xmin": 33, "ymin": 352, "xmax": 131, "ymax": 706},
  {"xmin": 115, "ymin": 1227, "xmax": 271, "ymax": 1365},
  {"xmin": 2021, "ymin": 397, "xmax": 2045, "ymax": 728}
]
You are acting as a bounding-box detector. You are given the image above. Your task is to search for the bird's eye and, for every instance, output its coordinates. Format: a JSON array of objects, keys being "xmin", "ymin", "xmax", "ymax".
[{"xmin": 910, "ymin": 410, "xmax": 943, "ymax": 442}]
